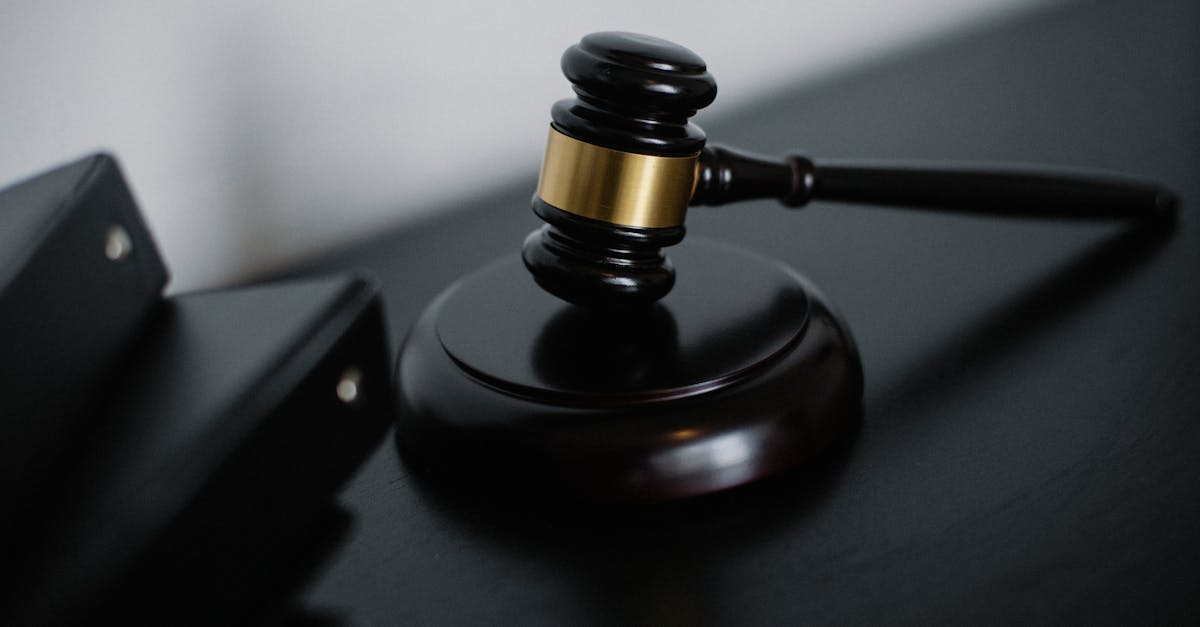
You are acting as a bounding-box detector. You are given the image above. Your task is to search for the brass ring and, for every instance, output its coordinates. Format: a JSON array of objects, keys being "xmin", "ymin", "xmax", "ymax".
[{"xmin": 536, "ymin": 127, "xmax": 698, "ymax": 229}]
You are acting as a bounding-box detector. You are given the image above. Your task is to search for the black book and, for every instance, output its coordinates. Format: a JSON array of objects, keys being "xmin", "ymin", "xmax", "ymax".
[
  {"xmin": 6, "ymin": 275, "xmax": 393, "ymax": 625},
  {"xmin": 0, "ymin": 154, "xmax": 168, "ymax": 517}
]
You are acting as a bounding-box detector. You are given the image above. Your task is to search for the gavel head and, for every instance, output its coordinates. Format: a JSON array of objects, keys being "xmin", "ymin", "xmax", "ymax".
[{"xmin": 521, "ymin": 32, "xmax": 717, "ymax": 308}]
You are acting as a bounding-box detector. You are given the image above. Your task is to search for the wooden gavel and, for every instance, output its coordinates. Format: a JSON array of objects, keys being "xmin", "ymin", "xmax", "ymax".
[{"xmin": 522, "ymin": 31, "xmax": 1177, "ymax": 308}]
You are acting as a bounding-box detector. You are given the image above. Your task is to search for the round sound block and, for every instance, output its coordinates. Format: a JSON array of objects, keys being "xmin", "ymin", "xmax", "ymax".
[{"xmin": 394, "ymin": 238, "xmax": 863, "ymax": 501}]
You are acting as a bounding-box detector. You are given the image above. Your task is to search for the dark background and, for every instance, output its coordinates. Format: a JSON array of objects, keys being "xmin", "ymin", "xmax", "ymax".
[{"xmin": 283, "ymin": 0, "xmax": 1199, "ymax": 622}]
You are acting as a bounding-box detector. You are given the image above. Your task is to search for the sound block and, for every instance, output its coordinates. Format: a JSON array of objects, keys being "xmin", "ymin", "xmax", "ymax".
[{"xmin": 395, "ymin": 238, "xmax": 863, "ymax": 501}]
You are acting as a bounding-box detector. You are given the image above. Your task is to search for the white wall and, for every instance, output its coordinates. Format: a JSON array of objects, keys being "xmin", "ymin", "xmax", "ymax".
[{"xmin": 1, "ymin": 0, "xmax": 1050, "ymax": 292}]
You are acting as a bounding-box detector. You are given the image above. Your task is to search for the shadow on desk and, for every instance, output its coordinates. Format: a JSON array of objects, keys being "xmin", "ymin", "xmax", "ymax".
[{"xmin": 872, "ymin": 210, "xmax": 1178, "ymax": 414}]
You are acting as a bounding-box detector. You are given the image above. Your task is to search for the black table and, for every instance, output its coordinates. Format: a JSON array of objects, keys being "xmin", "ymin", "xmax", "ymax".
[{"xmin": 287, "ymin": 0, "xmax": 1200, "ymax": 622}]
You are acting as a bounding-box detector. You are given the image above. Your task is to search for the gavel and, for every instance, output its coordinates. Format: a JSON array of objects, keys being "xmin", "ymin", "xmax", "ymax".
[
  {"xmin": 522, "ymin": 32, "xmax": 1176, "ymax": 308},
  {"xmin": 393, "ymin": 31, "xmax": 1178, "ymax": 502}
]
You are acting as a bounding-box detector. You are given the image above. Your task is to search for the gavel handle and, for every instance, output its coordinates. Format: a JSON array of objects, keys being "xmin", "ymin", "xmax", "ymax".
[{"xmin": 692, "ymin": 144, "xmax": 1178, "ymax": 220}]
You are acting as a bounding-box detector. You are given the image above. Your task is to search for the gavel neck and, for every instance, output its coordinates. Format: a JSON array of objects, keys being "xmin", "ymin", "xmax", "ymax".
[{"xmin": 691, "ymin": 144, "xmax": 813, "ymax": 208}]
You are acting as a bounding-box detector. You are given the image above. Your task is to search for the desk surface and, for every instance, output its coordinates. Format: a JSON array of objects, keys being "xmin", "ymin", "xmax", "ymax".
[{"xmin": 289, "ymin": 0, "xmax": 1199, "ymax": 622}]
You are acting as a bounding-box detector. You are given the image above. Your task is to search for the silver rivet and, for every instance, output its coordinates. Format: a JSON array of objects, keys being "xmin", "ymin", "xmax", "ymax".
[
  {"xmin": 336, "ymin": 367, "xmax": 363, "ymax": 405},
  {"xmin": 105, "ymin": 225, "xmax": 133, "ymax": 261}
]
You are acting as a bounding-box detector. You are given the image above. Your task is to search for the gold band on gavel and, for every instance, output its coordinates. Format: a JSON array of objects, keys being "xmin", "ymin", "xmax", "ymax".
[{"xmin": 536, "ymin": 127, "xmax": 699, "ymax": 229}]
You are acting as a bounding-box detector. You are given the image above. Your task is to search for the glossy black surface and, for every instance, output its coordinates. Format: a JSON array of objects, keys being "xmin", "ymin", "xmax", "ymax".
[
  {"xmin": 396, "ymin": 239, "xmax": 861, "ymax": 500},
  {"xmin": 522, "ymin": 199, "xmax": 684, "ymax": 308},
  {"xmin": 448, "ymin": 239, "xmax": 811, "ymax": 402},
  {"xmin": 552, "ymin": 31, "xmax": 716, "ymax": 157},
  {"xmin": 285, "ymin": 0, "xmax": 1198, "ymax": 622}
]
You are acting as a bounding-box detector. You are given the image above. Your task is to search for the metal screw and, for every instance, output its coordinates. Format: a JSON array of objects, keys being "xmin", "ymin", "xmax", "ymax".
[
  {"xmin": 105, "ymin": 225, "xmax": 133, "ymax": 261},
  {"xmin": 337, "ymin": 367, "xmax": 363, "ymax": 405}
]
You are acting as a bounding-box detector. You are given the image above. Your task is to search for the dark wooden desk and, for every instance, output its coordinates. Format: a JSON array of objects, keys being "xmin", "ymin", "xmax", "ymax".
[{"xmin": 289, "ymin": 0, "xmax": 1199, "ymax": 622}]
